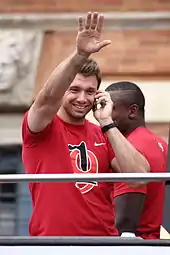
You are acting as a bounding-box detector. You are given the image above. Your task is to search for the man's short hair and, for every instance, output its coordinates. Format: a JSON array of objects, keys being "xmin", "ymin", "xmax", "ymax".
[
  {"xmin": 106, "ymin": 81, "xmax": 145, "ymax": 117},
  {"xmin": 79, "ymin": 58, "xmax": 101, "ymax": 89}
]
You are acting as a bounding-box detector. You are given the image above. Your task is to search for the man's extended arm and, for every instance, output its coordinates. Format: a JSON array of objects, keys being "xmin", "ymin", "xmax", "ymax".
[
  {"xmin": 28, "ymin": 12, "xmax": 111, "ymax": 133},
  {"xmin": 28, "ymin": 51, "xmax": 88, "ymax": 133}
]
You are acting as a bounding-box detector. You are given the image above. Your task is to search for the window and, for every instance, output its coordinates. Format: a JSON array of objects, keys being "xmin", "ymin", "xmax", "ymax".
[{"xmin": 0, "ymin": 145, "xmax": 20, "ymax": 235}]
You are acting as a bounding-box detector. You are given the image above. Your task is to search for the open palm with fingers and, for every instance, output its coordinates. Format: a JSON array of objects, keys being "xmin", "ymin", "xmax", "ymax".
[{"xmin": 76, "ymin": 12, "xmax": 111, "ymax": 56}]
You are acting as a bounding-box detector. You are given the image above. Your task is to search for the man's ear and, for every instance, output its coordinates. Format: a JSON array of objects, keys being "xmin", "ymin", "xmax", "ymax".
[{"xmin": 128, "ymin": 104, "xmax": 138, "ymax": 119}]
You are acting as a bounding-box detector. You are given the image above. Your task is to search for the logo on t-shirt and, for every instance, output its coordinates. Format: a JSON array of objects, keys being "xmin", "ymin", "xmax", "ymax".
[
  {"xmin": 69, "ymin": 141, "xmax": 98, "ymax": 194},
  {"xmin": 158, "ymin": 142, "xmax": 164, "ymax": 152}
]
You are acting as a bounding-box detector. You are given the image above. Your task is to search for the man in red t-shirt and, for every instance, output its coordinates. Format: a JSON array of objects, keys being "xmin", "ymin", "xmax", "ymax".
[
  {"xmin": 105, "ymin": 81, "xmax": 168, "ymax": 239},
  {"xmin": 22, "ymin": 13, "xmax": 149, "ymax": 236}
]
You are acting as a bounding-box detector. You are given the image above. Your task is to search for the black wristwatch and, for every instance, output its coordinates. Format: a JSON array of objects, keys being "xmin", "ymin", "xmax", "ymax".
[{"xmin": 101, "ymin": 122, "xmax": 116, "ymax": 133}]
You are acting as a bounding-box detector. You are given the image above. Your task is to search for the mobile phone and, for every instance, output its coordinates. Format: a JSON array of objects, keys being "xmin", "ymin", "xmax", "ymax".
[{"xmin": 92, "ymin": 99, "xmax": 106, "ymax": 111}]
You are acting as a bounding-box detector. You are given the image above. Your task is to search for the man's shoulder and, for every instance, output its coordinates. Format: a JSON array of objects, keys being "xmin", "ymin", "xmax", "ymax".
[
  {"xmin": 127, "ymin": 127, "xmax": 148, "ymax": 142},
  {"xmin": 129, "ymin": 127, "xmax": 160, "ymax": 142},
  {"xmin": 22, "ymin": 111, "xmax": 59, "ymax": 129},
  {"xmin": 22, "ymin": 111, "xmax": 60, "ymax": 147},
  {"xmin": 129, "ymin": 127, "xmax": 168, "ymax": 155},
  {"xmin": 127, "ymin": 127, "xmax": 157, "ymax": 150},
  {"xmin": 139, "ymin": 128, "xmax": 167, "ymax": 148}
]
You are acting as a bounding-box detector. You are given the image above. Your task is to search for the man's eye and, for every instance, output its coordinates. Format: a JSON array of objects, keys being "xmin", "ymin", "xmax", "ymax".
[
  {"xmin": 87, "ymin": 91, "xmax": 95, "ymax": 95},
  {"xmin": 70, "ymin": 88, "xmax": 78, "ymax": 93}
]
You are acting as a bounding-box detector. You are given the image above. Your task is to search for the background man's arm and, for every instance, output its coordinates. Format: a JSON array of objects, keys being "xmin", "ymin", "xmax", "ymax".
[{"xmin": 114, "ymin": 193, "xmax": 146, "ymax": 235}]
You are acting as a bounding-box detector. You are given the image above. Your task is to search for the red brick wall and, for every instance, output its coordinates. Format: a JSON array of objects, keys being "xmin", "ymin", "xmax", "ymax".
[
  {"xmin": 0, "ymin": 0, "xmax": 170, "ymax": 12},
  {"xmin": 35, "ymin": 30, "xmax": 170, "ymax": 94}
]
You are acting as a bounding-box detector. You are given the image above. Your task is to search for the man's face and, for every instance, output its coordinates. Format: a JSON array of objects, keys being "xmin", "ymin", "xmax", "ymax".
[
  {"xmin": 62, "ymin": 74, "xmax": 98, "ymax": 121},
  {"xmin": 109, "ymin": 91, "xmax": 131, "ymax": 134}
]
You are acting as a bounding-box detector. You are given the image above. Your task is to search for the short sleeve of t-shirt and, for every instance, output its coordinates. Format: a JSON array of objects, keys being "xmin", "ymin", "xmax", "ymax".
[
  {"xmin": 113, "ymin": 182, "xmax": 147, "ymax": 197},
  {"xmin": 113, "ymin": 129, "xmax": 148, "ymax": 197},
  {"xmin": 22, "ymin": 111, "xmax": 55, "ymax": 148}
]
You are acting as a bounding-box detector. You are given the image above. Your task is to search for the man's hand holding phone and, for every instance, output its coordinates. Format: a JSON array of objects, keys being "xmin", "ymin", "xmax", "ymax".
[{"xmin": 93, "ymin": 91, "xmax": 113, "ymax": 127}]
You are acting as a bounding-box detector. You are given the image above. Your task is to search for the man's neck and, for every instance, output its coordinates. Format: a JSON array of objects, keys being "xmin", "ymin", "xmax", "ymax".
[
  {"xmin": 124, "ymin": 120, "xmax": 145, "ymax": 137},
  {"xmin": 57, "ymin": 107, "xmax": 86, "ymax": 125}
]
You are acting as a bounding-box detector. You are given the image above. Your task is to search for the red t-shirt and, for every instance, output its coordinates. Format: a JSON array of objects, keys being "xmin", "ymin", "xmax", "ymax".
[
  {"xmin": 113, "ymin": 127, "xmax": 168, "ymax": 239},
  {"xmin": 22, "ymin": 112, "xmax": 118, "ymax": 236}
]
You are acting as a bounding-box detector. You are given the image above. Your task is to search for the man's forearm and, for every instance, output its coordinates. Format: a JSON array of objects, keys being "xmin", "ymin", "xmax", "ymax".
[
  {"xmin": 106, "ymin": 127, "xmax": 150, "ymax": 173},
  {"xmin": 37, "ymin": 50, "xmax": 89, "ymax": 106},
  {"xmin": 114, "ymin": 193, "xmax": 145, "ymax": 235}
]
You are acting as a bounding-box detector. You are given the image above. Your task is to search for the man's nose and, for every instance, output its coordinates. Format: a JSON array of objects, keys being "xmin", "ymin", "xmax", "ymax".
[{"xmin": 77, "ymin": 92, "xmax": 86, "ymax": 102}]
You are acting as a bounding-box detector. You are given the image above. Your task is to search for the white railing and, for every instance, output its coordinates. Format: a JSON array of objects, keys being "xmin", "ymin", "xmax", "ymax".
[{"xmin": 0, "ymin": 172, "xmax": 170, "ymax": 183}]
